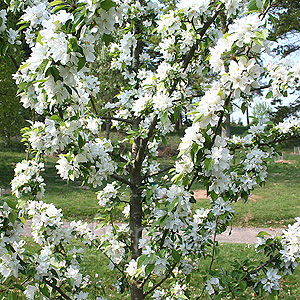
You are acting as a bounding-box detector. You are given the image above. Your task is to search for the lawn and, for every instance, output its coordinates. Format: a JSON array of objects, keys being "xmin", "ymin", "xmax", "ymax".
[
  {"xmin": 193, "ymin": 150, "xmax": 300, "ymax": 227},
  {"xmin": 0, "ymin": 147, "xmax": 300, "ymax": 226}
]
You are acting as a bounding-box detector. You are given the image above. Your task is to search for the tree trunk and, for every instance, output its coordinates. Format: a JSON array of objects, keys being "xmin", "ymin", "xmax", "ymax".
[
  {"xmin": 222, "ymin": 113, "xmax": 231, "ymax": 138},
  {"xmin": 129, "ymin": 145, "xmax": 144, "ymax": 299},
  {"xmin": 246, "ymin": 107, "xmax": 250, "ymax": 129}
]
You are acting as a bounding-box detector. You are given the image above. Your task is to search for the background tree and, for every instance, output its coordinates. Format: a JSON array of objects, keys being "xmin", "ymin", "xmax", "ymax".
[
  {"xmin": 269, "ymin": 0, "xmax": 300, "ymax": 57},
  {"xmin": 0, "ymin": 56, "xmax": 29, "ymax": 146},
  {"xmin": 252, "ymin": 101, "xmax": 273, "ymax": 125}
]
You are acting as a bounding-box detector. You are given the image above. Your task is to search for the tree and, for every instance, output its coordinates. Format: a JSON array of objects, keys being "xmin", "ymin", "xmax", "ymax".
[
  {"xmin": 1, "ymin": 1, "xmax": 300, "ymax": 300},
  {"xmin": 270, "ymin": 98, "xmax": 300, "ymax": 123},
  {"xmin": 0, "ymin": 1, "xmax": 30, "ymax": 147},
  {"xmin": 252, "ymin": 101, "xmax": 272, "ymax": 125},
  {"xmin": 269, "ymin": 0, "xmax": 300, "ymax": 57}
]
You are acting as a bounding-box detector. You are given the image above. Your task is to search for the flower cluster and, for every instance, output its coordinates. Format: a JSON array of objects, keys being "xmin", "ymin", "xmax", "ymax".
[{"xmin": 11, "ymin": 160, "xmax": 45, "ymax": 199}]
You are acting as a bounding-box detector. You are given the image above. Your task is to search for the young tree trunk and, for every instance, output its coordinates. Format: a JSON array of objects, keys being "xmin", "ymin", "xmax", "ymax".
[
  {"xmin": 129, "ymin": 131, "xmax": 144, "ymax": 299},
  {"xmin": 222, "ymin": 113, "xmax": 231, "ymax": 138}
]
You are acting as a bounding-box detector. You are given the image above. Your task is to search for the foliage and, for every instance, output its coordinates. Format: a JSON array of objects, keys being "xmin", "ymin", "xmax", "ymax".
[
  {"xmin": 270, "ymin": 99, "xmax": 300, "ymax": 124},
  {"xmin": 0, "ymin": 0, "xmax": 300, "ymax": 300},
  {"xmin": 0, "ymin": 56, "xmax": 30, "ymax": 146},
  {"xmin": 269, "ymin": 0, "xmax": 300, "ymax": 57},
  {"xmin": 251, "ymin": 101, "xmax": 272, "ymax": 125}
]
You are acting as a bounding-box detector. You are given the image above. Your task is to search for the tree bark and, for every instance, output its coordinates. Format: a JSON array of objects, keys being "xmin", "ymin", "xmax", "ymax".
[{"xmin": 222, "ymin": 113, "xmax": 231, "ymax": 138}]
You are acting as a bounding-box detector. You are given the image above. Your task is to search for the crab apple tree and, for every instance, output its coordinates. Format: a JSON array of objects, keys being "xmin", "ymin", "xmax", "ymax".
[{"xmin": 1, "ymin": 0, "xmax": 300, "ymax": 299}]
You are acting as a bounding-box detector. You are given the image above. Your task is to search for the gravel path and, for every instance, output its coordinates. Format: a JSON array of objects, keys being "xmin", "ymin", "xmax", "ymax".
[{"xmin": 22, "ymin": 220, "xmax": 284, "ymax": 244}]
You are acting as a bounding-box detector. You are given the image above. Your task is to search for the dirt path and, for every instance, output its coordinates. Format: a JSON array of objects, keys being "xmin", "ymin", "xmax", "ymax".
[{"xmin": 22, "ymin": 220, "xmax": 284, "ymax": 244}]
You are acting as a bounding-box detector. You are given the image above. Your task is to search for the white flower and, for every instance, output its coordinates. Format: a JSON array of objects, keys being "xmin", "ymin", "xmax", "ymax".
[
  {"xmin": 24, "ymin": 285, "xmax": 37, "ymax": 300},
  {"xmin": 206, "ymin": 277, "xmax": 223, "ymax": 295},
  {"xmin": 261, "ymin": 268, "xmax": 281, "ymax": 293},
  {"xmin": 0, "ymin": 9, "xmax": 7, "ymax": 32},
  {"xmin": 126, "ymin": 259, "xmax": 138, "ymax": 277}
]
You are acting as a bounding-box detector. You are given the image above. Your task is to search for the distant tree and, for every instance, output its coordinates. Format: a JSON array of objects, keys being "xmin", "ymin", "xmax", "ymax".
[
  {"xmin": 252, "ymin": 101, "xmax": 272, "ymax": 125},
  {"xmin": 0, "ymin": 56, "xmax": 29, "ymax": 146},
  {"xmin": 270, "ymin": 98, "xmax": 300, "ymax": 123},
  {"xmin": 269, "ymin": 0, "xmax": 300, "ymax": 57},
  {"xmin": 0, "ymin": 1, "xmax": 30, "ymax": 146}
]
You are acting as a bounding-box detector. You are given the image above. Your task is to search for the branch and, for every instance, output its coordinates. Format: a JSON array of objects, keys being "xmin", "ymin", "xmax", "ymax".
[
  {"xmin": 44, "ymin": 278, "xmax": 72, "ymax": 300},
  {"xmin": 198, "ymin": 4, "xmax": 223, "ymax": 39},
  {"xmin": 243, "ymin": 253, "xmax": 280, "ymax": 280},
  {"xmin": 229, "ymin": 134, "xmax": 300, "ymax": 151},
  {"xmin": 135, "ymin": 116, "xmax": 158, "ymax": 171},
  {"xmin": 143, "ymin": 263, "xmax": 177, "ymax": 298},
  {"xmin": 9, "ymin": 55, "xmax": 19, "ymax": 71},
  {"xmin": 111, "ymin": 173, "xmax": 133, "ymax": 188},
  {"xmin": 8, "ymin": 244, "xmax": 72, "ymax": 300},
  {"xmin": 251, "ymin": 84, "xmax": 271, "ymax": 92},
  {"xmin": 211, "ymin": 91, "xmax": 232, "ymax": 146},
  {"xmin": 159, "ymin": 229, "xmax": 169, "ymax": 250},
  {"xmin": 260, "ymin": 0, "xmax": 273, "ymax": 20},
  {"xmin": 143, "ymin": 166, "xmax": 173, "ymax": 180},
  {"xmin": 169, "ymin": 4, "xmax": 223, "ymax": 96},
  {"xmin": 101, "ymin": 116, "xmax": 134, "ymax": 124}
]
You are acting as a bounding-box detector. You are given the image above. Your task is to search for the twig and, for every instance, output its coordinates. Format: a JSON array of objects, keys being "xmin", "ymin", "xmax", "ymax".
[
  {"xmin": 144, "ymin": 166, "xmax": 173, "ymax": 180},
  {"xmin": 101, "ymin": 116, "xmax": 134, "ymax": 125},
  {"xmin": 111, "ymin": 173, "xmax": 133, "ymax": 188},
  {"xmin": 211, "ymin": 91, "xmax": 232, "ymax": 146},
  {"xmin": 260, "ymin": 0, "xmax": 273, "ymax": 20},
  {"xmin": 9, "ymin": 55, "xmax": 19, "ymax": 71},
  {"xmin": 8, "ymin": 244, "xmax": 72, "ymax": 300},
  {"xmin": 89, "ymin": 97, "xmax": 98, "ymax": 116},
  {"xmin": 143, "ymin": 263, "xmax": 177, "ymax": 298},
  {"xmin": 196, "ymin": 218, "xmax": 219, "ymax": 300}
]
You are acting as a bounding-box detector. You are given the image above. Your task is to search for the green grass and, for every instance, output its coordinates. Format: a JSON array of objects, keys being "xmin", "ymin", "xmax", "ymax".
[
  {"xmin": 193, "ymin": 151, "xmax": 300, "ymax": 227},
  {"xmin": 0, "ymin": 152, "xmax": 102, "ymax": 220},
  {"xmin": 0, "ymin": 146, "xmax": 300, "ymax": 226}
]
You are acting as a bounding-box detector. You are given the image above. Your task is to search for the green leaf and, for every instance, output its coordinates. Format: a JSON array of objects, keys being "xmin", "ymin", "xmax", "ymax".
[
  {"xmin": 52, "ymin": 4, "xmax": 69, "ymax": 13},
  {"xmin": 162, "ymin": 136, "xmax": 167, "ymax": 146},
  {"xmin": 257, "ymin": 231, "xmax": 271, "ymax": 238},
  {"xmin": 5, "ymin": 198, "xmax": 16, "ymax": 209},
  {"xmin": 36, "ymin": 32, "xmax": 43, "ymax": 45},
  {"xmin": 239, "ymin": 280, "xmax": 247, "ymax": 291},
  {"xmin": 241, "ymin": 102, "xmax": 247, "ymax": 114},
  {"xmin": 50, "ymin": 115, "xmax": 62, "ymax": 122},
  {"xmin": 69, "ymin": 37, "xmax": 78, "ymax": 51},
  {"xmin": 100, "ymin": 0, "xmax": 117, "ymax": 11},
  {"xmin": 145, "ymin": 263, "xmax": 154, "ymax": 276},
  {"xmin": 248, "ymin": 0, "xmax": 258, "ymax": 11},
  {"xmin": 49, "ymin": 0, "xmax": 65, "ymax": 7},
  {"xmin": 8, "ymin": 212, "xmax": 18, "ymax": 224},
  {"xmin": 39, "ymin": 283, "xmax": 50, "ymax": 298},
  {"xmin": 210, "ymin": 190, "xmax": 218, "ymax": 201},
  {"xmin": 45, "ymin": 66, "xmax": 61, "ymax": 82},
  {"xmin": 171, "ymin": 249, "xmax": 181, "ymax": 263},
  {"xmin": 168, "ymin": 198, "xmax": 178, "ymax": 212},
  {"xmin": 266, "ymin": 91, "xmax": 273, "ymax": 99},
  {"xmin": 160, "ymin": 111, "xmax": 168, "ymax": 125},
  {"xmin": 77, "ymin": 55, "xmax": 86, "ymax": 71},
  {"xmin": 103, "ymin": 33, "xmax": 112, "ymax": 46},
  {"xmin": 78, "ymin": 134, "xmax": 84, "ymax": 148},
  {"xmin": 255, "ymin": 29, "xmax": 269, "ymax": 40},
  {"xmin": 204, "ymin": 158, "xmax": 214, "ymax": 172}
]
